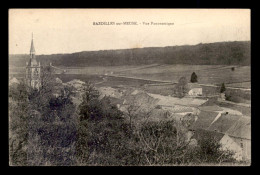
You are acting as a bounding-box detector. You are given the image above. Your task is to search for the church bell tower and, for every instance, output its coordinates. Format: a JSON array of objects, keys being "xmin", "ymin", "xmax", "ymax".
[{"xmin": 26, "ymin": 33, "xmax": 41, "ymax": 89}]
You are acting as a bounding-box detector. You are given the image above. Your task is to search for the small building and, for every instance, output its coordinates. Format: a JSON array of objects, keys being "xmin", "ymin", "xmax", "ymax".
[{"xmin": 187, "ymin": 83, "xmax": 202, "ymax": 96}]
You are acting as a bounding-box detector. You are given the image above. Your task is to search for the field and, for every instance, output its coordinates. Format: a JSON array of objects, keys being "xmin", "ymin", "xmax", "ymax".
[
  {"xmin": 9, "ymin": 64, "xmax": 251, "ymax": 90},
  {"xmin": 226, "ymin": 82, "xmax": 251, "ymax": 89},
  {"xmin": 114, "ymin": 64, "xmax": 251, "ymax": 86}
]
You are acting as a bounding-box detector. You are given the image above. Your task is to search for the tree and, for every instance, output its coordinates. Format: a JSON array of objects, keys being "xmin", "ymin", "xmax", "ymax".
[
  {"xmin": 220, "ymin": 83, "xmax": 226, "ymax": 93},
  {"xmin": 76, "ymin": 83, "xmax": 128, "ymax": 165},
  {"xmin": 9, "ymin": 81, "xmax": 30, "ymax": 166},
  {"xmin": 190, "ymin": 72, "xmax": 198, "ymax": 83},
  {"xmin": 174, "ymin": 77, "xmax": 189, "ymax": 98},
  {"xmin": 9, "ymin": 65, "xmax": 79, "ymax": 166},
  {"xmin": 193, "ymin": 132, "xmax": 235, "ymax": 164}
]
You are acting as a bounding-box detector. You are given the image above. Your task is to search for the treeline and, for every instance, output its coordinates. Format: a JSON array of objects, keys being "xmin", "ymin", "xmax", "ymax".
[{"xmin": 9, "ymin": 41, "xmax": 250, "ymax": 67}]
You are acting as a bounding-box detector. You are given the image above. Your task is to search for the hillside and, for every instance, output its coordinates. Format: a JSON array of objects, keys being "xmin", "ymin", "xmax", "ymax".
[{"xmin": 9, "ymin": 41, "xmax": 250, "ymax": 67}]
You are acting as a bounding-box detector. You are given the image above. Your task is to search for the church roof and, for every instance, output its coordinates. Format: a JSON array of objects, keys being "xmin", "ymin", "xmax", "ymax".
[
  {"xmin": 187, "ymin": 83, "xmax": 202, "ymax": 89},
  {"xmin": 30, "ymin": 36, "xmax": 35, "ymax": 53}
]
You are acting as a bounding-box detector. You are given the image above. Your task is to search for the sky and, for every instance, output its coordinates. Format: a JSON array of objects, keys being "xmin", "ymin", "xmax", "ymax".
[{"xmin": 9, "ymin": 9, "xmax": 250, "ymax": 55}]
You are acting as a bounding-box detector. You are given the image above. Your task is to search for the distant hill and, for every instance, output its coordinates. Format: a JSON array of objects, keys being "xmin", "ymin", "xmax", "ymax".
[{"xmin": 9, "ymin": 41, "xmax": 250, "ymax": 67}]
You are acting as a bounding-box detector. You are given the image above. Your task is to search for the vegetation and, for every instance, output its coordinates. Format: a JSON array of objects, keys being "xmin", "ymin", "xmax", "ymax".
[
  {"xmin": 174, "ymin": 77, "xmax": 189, "ymax": 98},
  {"xmin": 190, "ymin": 72, "xmax": 198, "ymax": 83},
  {"xmin": 9, "ymin": 71, "xmax": 237, "ymax": 166},
  {"xmin": 220, "ymin": 83, "xmax": 226, "ymax": 93},
  {"xmin": 9, "ymin": 41, "xmax": 250, "ymax": 67},
  {"xmin": 9, "ymin": 66, "xmax": 78, "ymax": 166}
]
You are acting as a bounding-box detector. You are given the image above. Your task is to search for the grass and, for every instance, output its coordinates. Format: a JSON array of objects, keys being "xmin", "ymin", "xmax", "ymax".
[
  {"xmin": 115, "ymin": 64, "xmax": 251, "ymax": 86},
  {"xmin": 10, "ymin": 64, "xmax": 251, "ymax": 87}
]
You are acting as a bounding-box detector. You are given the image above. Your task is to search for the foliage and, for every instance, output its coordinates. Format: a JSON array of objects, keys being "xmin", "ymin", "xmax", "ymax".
[
  {"xmin": 9, "ymin": 41, "xmax": 250, "ymax": 67},
  {"xmin": 220, "ymin": 83, "xmax": 226, "ymax": 93},
  {"xmin": 174, "ymin": 77, "xmax": 189, "ymax": 98},
  {"xmin": 9, "ymin": 72, "xmax": 238, "ymax": 166},
  {"xmin": 77, "ymin": 86, "xmax": 236, "ymax": 165},
  {"xmin": 9, "ymin": 81, "xmax": 29, "ymax": 166},
  {"xmin": 193, "ymin": 133, "xmax": 235, "ymax": 164},
  {"xmin": 9, "ymin": 66, "xmax": 78, "ymax": 166},
  {"xmin": 190, "ymin": 72, "xmax": 198, "ymax": 83}
]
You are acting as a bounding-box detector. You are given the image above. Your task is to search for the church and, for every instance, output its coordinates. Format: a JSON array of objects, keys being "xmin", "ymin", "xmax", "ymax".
[{"xmin": 26, "ymin": 34, "xmax": 41, "ymax": 89}]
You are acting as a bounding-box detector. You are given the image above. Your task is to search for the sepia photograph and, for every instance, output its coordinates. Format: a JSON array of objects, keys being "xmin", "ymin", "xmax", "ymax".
[{"xmin": 8, "ymin": 9, "xmax": 251, "ymax": 166}]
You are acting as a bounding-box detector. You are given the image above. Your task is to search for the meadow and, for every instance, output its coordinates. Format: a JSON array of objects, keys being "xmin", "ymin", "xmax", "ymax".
[
  {"xmin": 9, "ymin": 64, "xmax": 251, "ymax": 89},
  {"xmin": 114, "ymin": 64, "xmax": 251, "ymax": 86}
]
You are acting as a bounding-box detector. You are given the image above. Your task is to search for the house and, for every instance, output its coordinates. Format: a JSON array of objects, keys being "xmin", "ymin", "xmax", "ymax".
[
  {"xmin": 148, "ymin": 93, "xmax": 207, "ymax": 107},
  {"xmin": 161, "ymin": 105, "xmax": 195, "ymax": 115},
  {"xmin": 123, "ymin": 91, "xmax": 159, "ymax": 108},
  {"xmin": 189, "ymin": 111, "xmax": 219, "ymax": 131},
  {"xmin": 220, "ymin": 116, "xmax": 251, "ymax": 161},
  {"xmin": 187, "ymin": 83, "xmax": 202, "ymax": 96},
  {"xmin": 189, "ymin": 111, "xmax": 251, "ymax": 161},
  {"xmin": 120, "ymin": 91, "xmax": 160, "ymax": 114},
  {"xmin": 207, "ymin": 114, "xmax": 241, "ymax": 133},
  {"xmin": 98, "ymin": 87, "xmax": 123, "ymax": 99}
]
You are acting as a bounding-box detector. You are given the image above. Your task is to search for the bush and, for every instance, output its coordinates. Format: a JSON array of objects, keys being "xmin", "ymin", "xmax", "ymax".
[
  {"xmin": 190, "ymin": 72, "xmax": 198, "ymax": 83},
  {"xmin": 220, "ymin": 83, "xmax": 226, "ymax": 93}
]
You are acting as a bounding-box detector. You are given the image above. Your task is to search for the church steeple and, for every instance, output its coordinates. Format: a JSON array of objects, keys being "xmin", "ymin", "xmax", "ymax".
[
  {"xmin": 30, "ymin": 33, "xmax": 35, "ymax": 59},
  {"xmin": 26, "ymin": 33, "xmax": 41, "ymax": 90}
]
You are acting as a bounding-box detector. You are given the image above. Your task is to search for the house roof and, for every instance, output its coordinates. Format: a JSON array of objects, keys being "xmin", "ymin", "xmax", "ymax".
[
  {"xmin": 104, "ymin": 96, "xmax": 124, "ymax": 106},
  {"xmin": 198, "ymin": 105, "xmax": 223, "ymax": 112},
  {"xmin": 207, "ymin": 114, "xmax": 241, "ymax": 133},
  {"xmin": 124, "ymin": 92, "xmax": 159, "ymax": 107},
  {"xmin": 164, "ymin": 105, "xmax": 194, "ymax": 113},
  {"xmin": 192, "ymin": 130, "xmax": 221, "ymax": 143},
  {"xmin": 188, "ymin": 83, "xmax": 202, "ymax": 89},
  {"xmin": 199, "ymin": 97, "xmax": 218, "ymax": 106},
  {"xmin": 192, "ymin": 128, "xmax": 224, "ymax": 142},
  {"xmin": 226, "ymin": 116, "xmax": 251, "ymax": 140},
  {"xmin": 148, "ymin": 93, "xmax": 207, "ymax": 107},
  {"xmin": 148, "ymin": 109, "xmax": 170, "ymax": 122},
  {"xmin": 189, "ymin": 111, "xmax": 219, "ymax": 130},
  {"xmin": 30, "ymin": 37, "xmax": 35, "ymax": 53}
]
